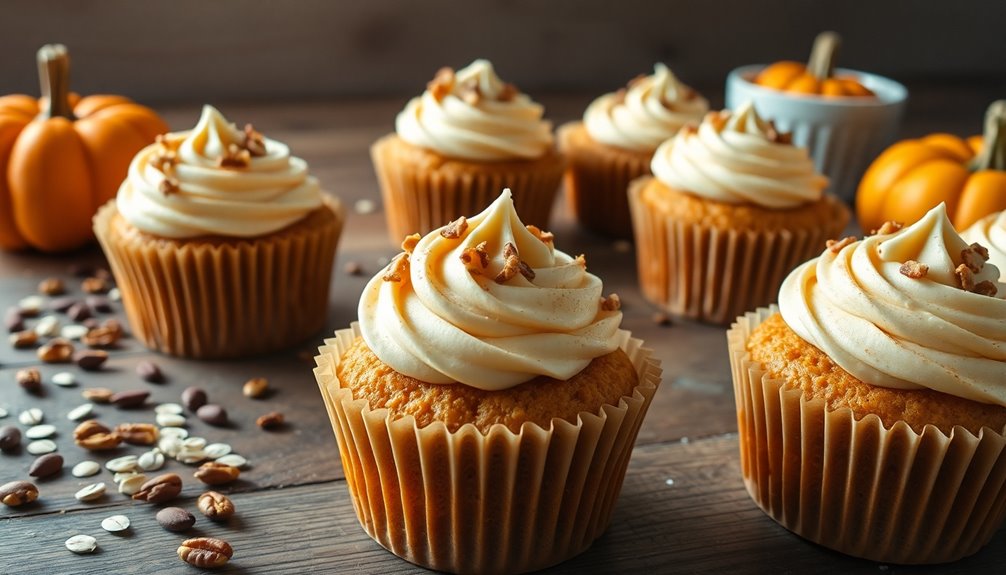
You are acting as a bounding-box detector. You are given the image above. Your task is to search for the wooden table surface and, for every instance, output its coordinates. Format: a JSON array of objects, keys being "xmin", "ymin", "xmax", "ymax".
[{"xmin": 2, "ymin": 87, "xmax": 1004, "ymax": 575}]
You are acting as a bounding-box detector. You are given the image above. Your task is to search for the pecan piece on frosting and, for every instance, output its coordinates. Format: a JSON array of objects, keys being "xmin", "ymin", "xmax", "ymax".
[
  {"xmin": 382, "ymin": 253, "xmax": 410, "ymax": 283},
  {"xmin": 427, "ymin": 67, "xmax": 455, "ymax": 102},
  {"xmin": 440, "ymin": 216, "xmax": 468, "ymax": 239},
  {"xmin": 974, "ymin": 280, "xmax": 999, "ymax": 297},
  {"xmin": 460, "ymin": 241, "xmax": 489, "ymax": 275},
  {"xmin": 401, "ymin": 233, "xmax": 421, "ymax": 254},
  {"xmin": 899, "ymin": 260, "xmax": 929, "ymax": 279},
  {"xmin": 495, "ymin": 242, "xmax": 534, "ymax": 283},
  {"xmin": 961, "ymin": 243, "xmax": 990, "ymax": 273},
  {"xmin": 600, "ymin": 293, "xmax": 621, "ymax": 311},
  {"xmin": 955, "ymin": 264, "xmax": 976, "ymax": 292},
  {"xmin": 217, "ymin": 144, "xmax": 251, "ymax": 169},
  {"xmin": 242, "ymin": 124, "xmax": 267, "ymax": 157},
  {"xmin": 159, "ymin": 177, "xmax": 180, "ymax": 196},
  {"xmin": 497, "ymin": 83, "xmax": 518, "ymax": 102},
  {"xmin": 525, "ymin": 224, "xmax": 554, "ymax": 245},
  {"xmin": 826, "ymin": 236, "xmax": 856, "ymax": 254},
  {"xmin": 873, "ymin": 221, "xmax": 903, "ymax": 236}
]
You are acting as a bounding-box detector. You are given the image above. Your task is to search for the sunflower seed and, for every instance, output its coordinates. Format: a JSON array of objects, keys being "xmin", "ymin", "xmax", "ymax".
[
  {"xmin": 72, "ymin": 460, "xmax": 101, "ymax": 478},
  {"xmin": 60, "ymin": 324, "xmax": 89, "ymax": 340},
  {"xmin": 101, "ymin": 514, "xmax": 131, "ymax": 532},
  {"xmin": 67, "ymin": 403, "xmax": 94, "ymax": 422},
  {"xmin": 204, "ymin": 443, "xmax": 232, "ymax": 459},
  {"xmin": 26, "ymin": 439, "xmax": 57, "ymax": 455},
  {"xmin": 113, "ymin": 471, "xmax": 140, "ymax": 483},
  {"xmin": 215, "ymin": 454, "xmax": 248, "ymax": 469},
  {"xmin": 65, "ymin": 534, "xmax": 98, "ymax": 554},
  {"xmin": 156, "ymin": 413, "xmax": 186, "ymax": 427},
  {"xmin": 118, "ymin": 474, "xmax": 147, "ymax": 495},
  {"xmin": 52, "ymin": 372, "xmax": 77, "ymax": 387},
  {"xmin": 74, "ymin": 482, "xmax": 106, "ymax": 502},
  {"xmin": 182, "ymin": 437, "xmax": 206, "ymax": 450},
  {"xmin": 177, "ymin": 450, "xmax": 208, "ymax": 465},
  {"xmin": 154, "ymin": 403, "xmax": 184, "ymax": 415},
  {"xmin": 106, "ymin": 455, "xmax": 139, "ymax": 473},
  {"xmin": 34, "ymin": 316, "xmax": 60, "ymax": 337},
  {"xmin": 25, "ymin": 424, "xmax": 56, "ymax": 439},
  {"xmin": 138, "ymin": 449, "xmax": 165, "ymax": 471},
  {"xmin": 19, "ymin": 408, "xmax": 43, "ymax": 426},
  {"xmin": 158, "ymin": 436, "xmax": 182, "ymax": 457}
]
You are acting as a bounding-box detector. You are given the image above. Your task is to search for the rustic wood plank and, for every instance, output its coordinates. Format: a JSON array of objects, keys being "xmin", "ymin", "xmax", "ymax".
[{"xmin": 3, "ymin": 437, "xmax": 1002, "ymax": 574}]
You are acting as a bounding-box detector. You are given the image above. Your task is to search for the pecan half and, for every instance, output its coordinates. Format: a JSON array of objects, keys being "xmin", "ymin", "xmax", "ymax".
[
  {"xmin": 74, "ymin": 420, "xmax": 122, "ymax": 451},
  {"xmin": 194, "ymin": 462, "xmax": 241, "ymax": 486},
  {"xmin": 177, "ymin": 537, "xmax": 233, "ymax": 569},
  {"xmin": 116, "ymin": 423, "xmax": 159, "ymax": 446},
  {"xmin": 197, "ymin": 491, "xmax": 235, "ymax": 520},
  {"xmin": 132, "ymin": 473, "xmax": 183, "ymax": 503}
]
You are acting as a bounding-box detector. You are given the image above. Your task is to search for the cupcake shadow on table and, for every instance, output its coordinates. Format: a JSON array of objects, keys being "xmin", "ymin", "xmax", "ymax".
[
  {"xmin": 314, "ymin": 189, "xmax": 661, "ymax": 574},
  {"xmin": 729, "ymin": 204, "xmax": 1006, "ymax": 564},
  {"xmin": 94, "ymin": 105, "xmax": 344, "ymax": 359}
]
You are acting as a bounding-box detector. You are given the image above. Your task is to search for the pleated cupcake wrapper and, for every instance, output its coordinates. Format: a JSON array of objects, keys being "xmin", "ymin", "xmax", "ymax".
[
  {"xmin": 558, "ymin": 122, "xmax": 651, "ymax": 239},
  {"xmin": 728, "ymin": 307, "xmax": 1006, "ymax": 564},
  {"xmin": 371, "ymin": 135, "xmax": 566, "ymax": 245},
  {"xmin": 93, "ymin": 198, "xmax": 343, "ymax": 359},
  {"xmin": 314, "ymin": 324, "xmax": 661, "ymax": 575},
  {"xmin": 628, "ymin": 180, "xmax": 843, "ymax": 326}
]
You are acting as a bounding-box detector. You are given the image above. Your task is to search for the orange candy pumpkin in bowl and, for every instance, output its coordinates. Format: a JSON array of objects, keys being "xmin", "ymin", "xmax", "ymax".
[
  {"xmin": 857, "ymin": 100, "xmax": 1006, "ymax": 234},
  {"xmin": 0, "ymin": 44, "xmax": 167, "ymax": 253},
  {"xmin": 725, "ymin": 32, "xmax": 907, "ymax": 202}
]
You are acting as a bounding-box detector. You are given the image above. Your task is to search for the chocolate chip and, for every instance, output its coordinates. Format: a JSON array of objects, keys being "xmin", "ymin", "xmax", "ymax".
[
  {"xmin": 196, "ymin": 404, "xmax": 228, "ymax": 426},
  {"xmin": 111, "ymin": 390, "xmax": 150, "ymax": 409},
  {"xmin": 181, "ymin": 386, "xmax": 208, "ymax": 412},
  {"xmin": 28, "ymin": 453, "xmax": 63, "ymax": 478},
  {"xmin": 136, "ymin": 360, "xmax": 165, "ymax": 383},
  {"xmin": 156, "ymin": 506, "xmax": 196, "ymax": 532},
  {"xmin": 75, "ymin": 350, "xmax": 109, "ymax": 371},
  {"xmin": 67, "ymin": 303, "xmax": 92, "ymax": 323},
  {"xmin": 0, "ymin": 425, "xmax": 21, "ymax": 452}
]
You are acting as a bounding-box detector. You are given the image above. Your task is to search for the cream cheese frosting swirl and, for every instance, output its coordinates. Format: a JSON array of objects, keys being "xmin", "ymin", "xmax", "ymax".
[
  {"xmin": 962, "ymin": 211, "xmax": 1006, "ymax": 280},
  {"xmin": 779, "ymin": 204, "xmax": 1006, "ymax": 405},
  {"xmin": 584, "ymin": 63, "xmax": 708, "ymax": 152},
  {"xmin": 650, "ymin": 102, "xmax": 828, "ymax": 208},
  {"xmin": 117, "ymin": 105, "xmax": 323, "ymax": 238},
  {"xmin": 358, "ymin": 189, "xmax": 623, "ymax": 391},
  {"xmin": 395, "ymin": 59, "xmax": 554, "ymax": 161}
]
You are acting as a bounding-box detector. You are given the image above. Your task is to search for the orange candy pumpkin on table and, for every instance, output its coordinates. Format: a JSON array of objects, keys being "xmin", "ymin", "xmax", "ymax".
[
  {"xmin": 857, "ymin": 100, "xmax": 1006, "ymax": 233},
  {"xmin": 0, "ymin": 44, "xmax": 167, "ymax": 252},
  {"xmin": 753, "ymin": 31, "xmax": 875, "ymax": 98}
]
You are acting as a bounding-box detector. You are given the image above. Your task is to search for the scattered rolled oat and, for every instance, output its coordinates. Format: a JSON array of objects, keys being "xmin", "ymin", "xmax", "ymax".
[
  {"xmin": 74, "ymin": 482, "xmax": 107, "ymax": 502},
  {"xmin": 71, "ymin": 461, "xmax": 101, "ymax": 478},
  {"xmin": 899, "ymin": 260, "xmax": 929, "ymax": 279},
  {"xmin": 101, "ymin": 515, "xmax": 131, "ymax": 533},
  {"xmin": 26, "ymin": 440, "xmax": 57, "ymax": 455},
  {"xmin": 65, "ymin": 534, "xmax": 98, "ymax": 554},
  {"xmin": 19, "ymin": 408, "xmax": 44, "ymax": 426},
  {"xmin": 67, "ymin": 403, "xmax": 94, "ymax": 422},
  {"xmin": 52, "ymin": 372, "xmax": 76, "ymax": 387}
]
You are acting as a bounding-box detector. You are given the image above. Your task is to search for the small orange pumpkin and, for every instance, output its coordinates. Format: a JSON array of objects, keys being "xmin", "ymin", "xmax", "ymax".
[
  {"xmin": 0, "ymin": 44, "xmax": 168, "ymax": 252},
  {"xmin": 856, "ymin": 100, "xmax": 1006, "ymax": 233},
  {"xmin": 755, "ymin": 32, "xmax": 875, "ymax": 97}
]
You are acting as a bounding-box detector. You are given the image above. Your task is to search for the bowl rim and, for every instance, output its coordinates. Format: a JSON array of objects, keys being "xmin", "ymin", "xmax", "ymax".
[{"xmin": 727, "ymin": 64, "xmax": 908, "ymax": 108}]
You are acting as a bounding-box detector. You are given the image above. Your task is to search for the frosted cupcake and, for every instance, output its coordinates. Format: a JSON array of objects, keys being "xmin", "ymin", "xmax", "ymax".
[
  {"xmin": 314, "ymin": 189, "xmax": 660, "ymax": 574},
  {"xmin": 962, "ymin": 211, "xmax": 1006, "ymax": 280},
  {"xmin": 729, "ymin": 204, "xmax": 1006, "ymax": 563},
  {"xmin": 629, "ymin": 102, "xmax": 849, "ymax": 325},
  {"xmin": 371, "ymin": 59, "xmax": 565, "ymax": 243},
  {"xmin": 94, "ymin": 105, "xmax": 343, "ymax": 358},
  {"xmin": 559, "ymin": 64, "xmax": 708, "ymax": 238}
]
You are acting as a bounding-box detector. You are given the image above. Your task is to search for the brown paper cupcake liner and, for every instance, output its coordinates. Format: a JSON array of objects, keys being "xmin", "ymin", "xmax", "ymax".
[
  {"xmin": 628, "ymin": 181, "xmax": 844, "ymax": 325},
  {"xmin": 314, "ymin": 325, "xmax": 661, "ymax": 574},
  {"xmin": 558, "ymin": 122, "xmax": 652, "ymax": 239},
  {"xmin": 93, "ymin": 196, "xmax": 343, "ymax": 359},
  {"xmin": 371, "ymin": 134, "xmax": 566, "ymax": 244},
  {"xmin": 728, "ymin": 307, "xmax": 1006, "ymax": 564}
]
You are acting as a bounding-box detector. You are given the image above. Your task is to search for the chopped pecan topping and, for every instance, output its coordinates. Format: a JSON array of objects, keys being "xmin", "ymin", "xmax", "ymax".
[
  {"xmin": 217, "ymin": 144, "xmax": 251, "ymax": 169},
  {"xmin": 974, "ymin": 280, "xmax": 999, "ymax": 297},
  {"xmin": 899, "ymin": 260, "xmax": 929, "ymax": 279},
  {"xmin": 427, "ymin": 67, "xmax": 455, "ymax": 102},
  {"xmin": 495, "ymin": 242, "xmax": 535, "ymax": 283},
  {"xmin": 600, "ymin": 293, "xmax": 621, "ymax": 311},
  {"xmin": 525, "ymin": 224, "xmax": 554, "ymax": 245},
  {"xmin": 873, "ymin": 221, "xmax": 903, "ymax": 236},
  {"xmin": 961, "ymin": 244, "xmax": 990, "ymax": 272},
  {"xmin": 458, "ymin": 78, "xmax": 481, "ymax": 105},
  {"xmin": 460, "ymin": 241, "xmax": 490, "ymax": 274},
  {"xmin": 612, "ymin": 88, "xmax": 628, "ymax": 106},
  {"xmin": 401, "ymin": 233, "xmax": 421, "ymax": 254},
  {"xmin": 765, "ymin": 122, "xmax": 793, "ymax": 145},
  {"xmin": 440, "ymin": 216, "xmax": 468, "ymax": 239},
  {"xmin": 706, "ymin": 111, "xmax": 728, "ymax": 131},
  {"xmin": 242, "ymin": 124, "xmax": 267, "ymax": 157},
  {"xmin": 826, "ymin": 236, "xmax": 856, "ymax": 254},
  {"xmin": 382, "ymin": 253, "xmax": 410, "ymax": 283},
  {"xmin": 955, "ymin": 264, "xmax": 975, "ymax": 292},
  {"xmin": 574, "ymin": 254, "xmax": 587, "ymax": 268},
  {"xmin": 148, "ymin": 143, "xmax": 178, "ymax": 174},
  {"xmin": 497, "ymin": 83, "xmax": 518, "ymax": 102},
  {"xmin": 159, "ymin": 177, "xmax": 180, "ymax": 196}
]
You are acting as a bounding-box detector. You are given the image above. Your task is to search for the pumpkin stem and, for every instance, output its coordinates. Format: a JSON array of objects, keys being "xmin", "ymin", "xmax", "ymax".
[
  {"xmin": 806, "ymin": 31, "xmax": 841, "ymax": 80},
  {"xmin": 37, "ymin": 44, "xmax": 74, "ymax": 120},
  {"xmin": 972, "ymin": 100, "xmax": 1006, "ymax": 171}
]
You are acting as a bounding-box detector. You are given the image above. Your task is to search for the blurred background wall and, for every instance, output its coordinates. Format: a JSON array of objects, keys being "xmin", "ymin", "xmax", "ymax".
[{"xmin": 1, "ymin": 0, "xmax": 1004, "ymax": 103}]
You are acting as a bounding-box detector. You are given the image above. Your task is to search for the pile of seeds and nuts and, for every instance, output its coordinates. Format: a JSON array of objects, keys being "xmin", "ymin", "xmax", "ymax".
[{"xmin": 1, "ymin": 269, "xmax": 287, "ymax": 570}]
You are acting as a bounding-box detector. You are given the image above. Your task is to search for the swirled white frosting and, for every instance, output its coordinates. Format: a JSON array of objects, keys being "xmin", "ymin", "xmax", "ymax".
[
  {"xmin": 358, "ymin": 189, "xmax": 622, "ymax": 390},
  {"xmin": 650, "ymin": 102, "xmax": 827, "ymax": 208},
  {"xmin": 962, "ymin": 211, "xmax": 1006, "ymax": 280},
  {"xmin": 779, "ymin": 204, "xmax": 1006, "ymax": 405},
  {"xmin": 584, "ymin": 63, "xmax": 708, "ymax": 152},
  {"xmin": 116, "ymin": 105, "xmax": 322, "ymax": 238},
  {"xmin": 395, "ymin": 59, "xmax": 554, "ymax": 161}
]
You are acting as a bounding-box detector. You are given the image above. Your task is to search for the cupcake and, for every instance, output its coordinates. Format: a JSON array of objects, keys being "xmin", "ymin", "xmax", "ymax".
[
  {"xmin": 729, "ymin": 204, "xmax": 1006, "ymax": 564},
  {"xmin": 962, "ymin": 211, "xmax": 1006, "ymax": 280},
  {"xmin": 94, "ymin": 105, "xmax": 344, "ymax": 359},
  {"xmin": 371, "ymin": 59, "xmax": 565, "ymax": 243},
  {"xmin": 725, "ymin": 32, "xmax": 908, "ymax": 202},
  {"xmin": 314, "ymin": 189, "xmax": 660, "ymax": 574},
  {"xmin": 558, "ymin": 64, "xmax": 708, "ymax": 238},
  {"xmin": 629, "ymin": 102, "xmax": 850, "ymax": 325}
]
